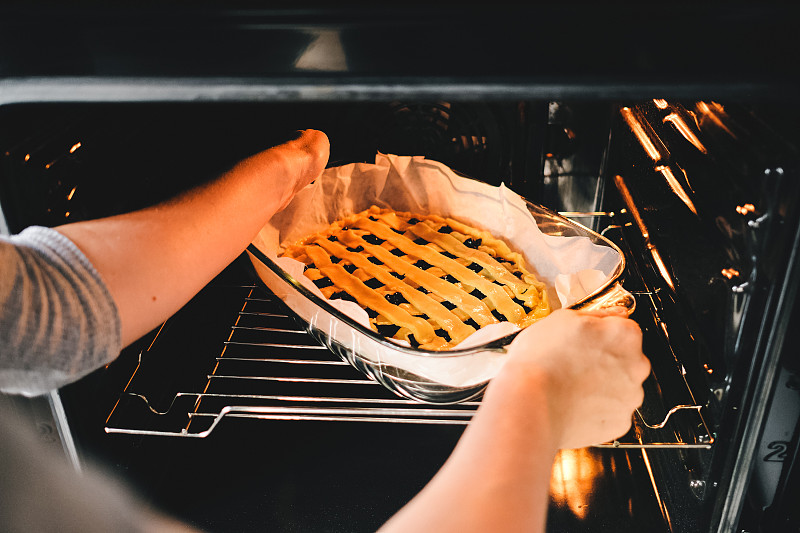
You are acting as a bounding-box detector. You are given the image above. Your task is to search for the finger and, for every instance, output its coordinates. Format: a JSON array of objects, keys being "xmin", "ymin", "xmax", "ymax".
[
  {"xmin": 271, "ymin": 130, "xmax": 330, "ymax": 199},
  {"xmin": 299, "ymin": 130, "xmax": 330, "ymax": 185},
  {"xmin": 632, "ymin": 352, "xmax": 652, "ymax": 383},
  {"xmin": 592, "ymin": 314, "xmax": 643, "ymax": 348}
]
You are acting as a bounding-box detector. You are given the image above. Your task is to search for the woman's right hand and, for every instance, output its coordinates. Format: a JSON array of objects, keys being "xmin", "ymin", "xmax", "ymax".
[{"xmin": 487, "ymin": 308, "xmax": 651, "ymax": 450}]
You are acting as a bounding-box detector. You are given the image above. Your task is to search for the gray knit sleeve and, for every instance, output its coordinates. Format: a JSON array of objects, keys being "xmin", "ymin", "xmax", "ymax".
[{"xmin": 0, "ymin": 226, "xmax": 122, "ymax": 396}]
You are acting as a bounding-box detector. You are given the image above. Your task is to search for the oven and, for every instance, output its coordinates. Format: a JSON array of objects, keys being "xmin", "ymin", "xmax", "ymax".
[{"xmin": 1, "ymin": 4, "xmax": 799, "ymax": 533}]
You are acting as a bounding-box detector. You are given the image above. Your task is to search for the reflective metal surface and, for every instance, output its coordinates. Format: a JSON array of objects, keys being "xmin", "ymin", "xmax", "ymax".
[
  {"xmin": 1, "ymin": 6, "xmax": 798, "ymax": 101},
  {"xmin": 604, "ymin": 100, "xmax": 800, "ymax": 533}
]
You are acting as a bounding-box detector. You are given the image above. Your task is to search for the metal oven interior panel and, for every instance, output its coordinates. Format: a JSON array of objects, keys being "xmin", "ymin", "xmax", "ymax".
[{"xmin": 601, "ymin": 100, "xmax": 800, "ymax": 533}]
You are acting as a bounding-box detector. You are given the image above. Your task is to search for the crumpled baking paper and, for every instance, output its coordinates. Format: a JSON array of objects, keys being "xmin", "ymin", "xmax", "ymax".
[{"xmin": 251, "ymin": 154, "xmax": 621, "ymax": 386}]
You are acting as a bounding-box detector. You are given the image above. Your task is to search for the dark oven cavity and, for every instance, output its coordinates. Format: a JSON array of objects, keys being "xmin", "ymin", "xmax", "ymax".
[{"xmin": 1, "ymin": 100, "xmax": 798, "ymax": 533}]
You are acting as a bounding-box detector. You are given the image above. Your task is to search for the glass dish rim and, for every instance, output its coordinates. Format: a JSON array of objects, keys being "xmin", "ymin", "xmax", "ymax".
[{"xmin": 246, "ymin": 199, "xmax": 626, "ymax": 359}]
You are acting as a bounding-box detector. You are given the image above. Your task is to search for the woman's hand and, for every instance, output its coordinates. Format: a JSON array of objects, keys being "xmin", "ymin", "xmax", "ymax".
[
  {"xmin": 489, "ymin": 308, "xmax": 650, "ymax": 450},
  {"xmin": 232, "ymin": 129, "xmax": 329, "ymax": 212}
]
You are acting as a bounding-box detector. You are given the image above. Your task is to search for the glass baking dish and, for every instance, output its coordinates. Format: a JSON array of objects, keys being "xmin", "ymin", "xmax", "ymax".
[{"xmin": 246, "ymin": 200, "xmax": 633, "ymax": 405}]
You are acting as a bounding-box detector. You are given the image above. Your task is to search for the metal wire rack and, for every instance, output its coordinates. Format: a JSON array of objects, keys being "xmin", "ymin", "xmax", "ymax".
[
  {"xmin": 105, "ymin": 288, "xmax": 480, "ymax": 437},
  {"xmin": 104, "ymin": 211, "xmax": 712, "ymax": 448}
]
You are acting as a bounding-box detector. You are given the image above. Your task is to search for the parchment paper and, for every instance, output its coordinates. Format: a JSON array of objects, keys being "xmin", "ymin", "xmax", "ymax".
[{"xmin": 252, "ymin": 153, "xmax": 621, "ymax": 350}]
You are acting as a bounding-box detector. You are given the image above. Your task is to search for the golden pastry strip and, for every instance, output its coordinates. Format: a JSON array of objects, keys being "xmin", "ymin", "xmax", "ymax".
[
  {"xmin": 303, "ymin": 246, "xmax": 437, "ymax": 346},
  {"xmin": 352, "ymin": 218, "xmax": 527, "ymax": 323},
  {"xmin": 313, "ymin": 236, "xmax": 475, "ymax": 344},
  {"xmin": 335, "ymin": 230, "xmax": 497, "ymax": 327},
  {"xmin": 282, "ymin": 206, "xmax": 551, "ymax": 350},
  {"xmin": 406, "ymin": 220, "xmax": 542, "ymax": 302}
]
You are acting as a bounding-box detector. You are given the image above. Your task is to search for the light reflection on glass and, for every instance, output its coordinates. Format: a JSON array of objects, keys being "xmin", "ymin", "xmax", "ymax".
[
  {"xmin": 696, "ymin": 101, "xmax": 736, "ymax": 139},
  {"xmin": 69, "ymin": 142, "xmax": 82, "ymax": 154},
  {"xmin": 650, "ymin": 247, "xmax": 676, "ymax": 291},
  {"xmin": 621, "ymin": 107, "xmax": 662, "ymax": 162},
  {"xmin": 550, "ymin": 448, "xmax": 602, "ymax": 520},
  {"xmin": 641, "ymin": 449, "xmax": 674, "ymax": 529},
  {"xmin": 24, "ymin": 154, "xmax": 30, "ymax": 162},
  {"xmin": 615, "ymin": 175, "xmax": 649, "ymax": 240},
  {"xmin": 663, "ymin": 113, "xmax": 707, "ymax": 154},
  {"xmin": 655, "ymin": 164, "xmax": 697, "ymax": 215},
  {"xmin": 653, "ymin": 99, "xmax": 669, "ymax": 109},
  {"xmin": 614, "ymin": 175, "xmax": 677, "ymax": 291},
  {"xmin": 736, "ymin": 204, "xmax": 755, "ymax": 215},
  {"xmin": 67, "ymin": 187, "xmax": 76, "ymax": 201},
  {"xmin": 721, "ymin": 268, "xmax": 740, "ymax": 280}
]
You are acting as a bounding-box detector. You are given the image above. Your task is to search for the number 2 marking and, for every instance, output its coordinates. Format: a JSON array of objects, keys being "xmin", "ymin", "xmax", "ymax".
[{"xmin": 764, "ymin": 441, "xmax": 789, "ymax": 462}]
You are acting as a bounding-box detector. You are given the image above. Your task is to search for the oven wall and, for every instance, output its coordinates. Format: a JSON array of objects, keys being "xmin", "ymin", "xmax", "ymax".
[
  {"xmin": 3, "ymin": 98, "xmax": 799, "ymax": 533},
  {"xmin": 4, "ymin": 95, "xmax": 800, "ymax": 533},
  {"xmin": 602, "ymin": 100, "xmax": 800, "ymax": 533},
  {"xmin": 0, "ymin": 102, "xmax": 546, "ymax": 233}
]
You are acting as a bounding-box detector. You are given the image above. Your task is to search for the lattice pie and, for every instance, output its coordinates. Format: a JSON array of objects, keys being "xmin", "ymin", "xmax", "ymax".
[{"xmin": 282, "ymin": 206, "xmax": 551, "ymax": 350}]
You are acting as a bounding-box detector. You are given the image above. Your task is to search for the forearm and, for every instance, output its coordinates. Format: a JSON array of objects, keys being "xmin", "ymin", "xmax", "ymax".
[
  {"xmin": 379, "ymin": 371, "xmax": 558, "ymax": 533},
  {"xmin": 56, "ymin": 130, "xmax": 328, "ymax": 346}
]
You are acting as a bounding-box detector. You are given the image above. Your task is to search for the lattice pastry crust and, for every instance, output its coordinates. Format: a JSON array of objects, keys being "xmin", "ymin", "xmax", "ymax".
[{"xmin": 282, "ymin": 206, "xmax": 551, "ymax": 350}]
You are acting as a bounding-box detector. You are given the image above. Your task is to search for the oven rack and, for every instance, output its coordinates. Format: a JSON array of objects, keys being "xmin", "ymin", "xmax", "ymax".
[
  {"xmin": 104, "ymin": 212, "xmax": 712, "ymax": 448},
  {"xmin": 104, "ymin": 289, "xmax": 481, "ymax": 438}
]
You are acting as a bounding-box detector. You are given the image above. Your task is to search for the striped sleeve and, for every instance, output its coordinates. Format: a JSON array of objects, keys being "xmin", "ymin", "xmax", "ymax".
[{"xmin": 0, "ymin": 226, "xmax": 121, "ymax": 396}]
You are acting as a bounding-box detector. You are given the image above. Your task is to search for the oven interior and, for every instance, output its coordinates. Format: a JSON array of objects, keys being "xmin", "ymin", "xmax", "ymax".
[{"xmin": 1, "ymin": 99, "xmax": 798, "ymax": 533}]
